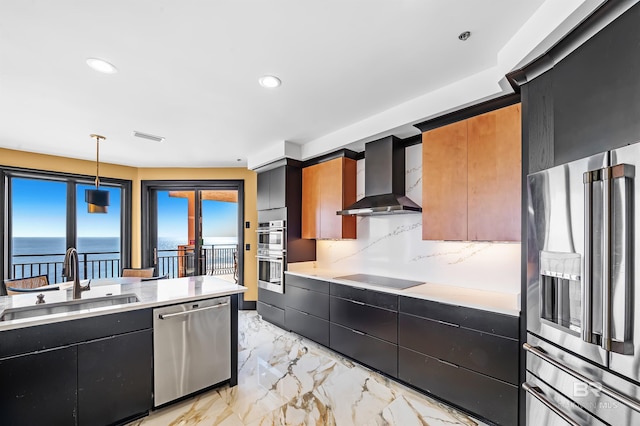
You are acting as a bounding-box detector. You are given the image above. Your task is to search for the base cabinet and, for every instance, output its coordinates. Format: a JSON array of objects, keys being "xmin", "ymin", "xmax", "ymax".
[
  {"xmin": 279, "ymin": 273, "xmax": 520, "ymax": 426},
  {"xmin": 286, "ymin": 307, "xmax": 329, "ymax": 347},
  {"xmin": 78, "ymin": 329, "xmax": 153, "ymax": 425},
  {"xmin": 399, "ymin": 347, "xmax": 518, "ymax": 426},
  {"xmin": 330, "ymin": 323, "xmax": 397, "ymax": 377},
  {"xmin": 257, "ymin": 301, "xmax": 285, "ymax": 329},
  {"xmin": 0, "ymin": 346, "xmax": 78, "ymax": 426},
  {"xmin": 0, "ymin": 309, "xmax": 154, "ymax": 426}
]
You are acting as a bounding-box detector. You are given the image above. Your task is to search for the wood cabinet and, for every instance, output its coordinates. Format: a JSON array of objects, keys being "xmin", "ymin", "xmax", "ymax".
[
  {"xmin": 302, "ymin": 157, "xmax": 357, "ymax": 239},
  {"xmin": 422, "ymin": 103, "xmax": 521, "ymax": 241}
]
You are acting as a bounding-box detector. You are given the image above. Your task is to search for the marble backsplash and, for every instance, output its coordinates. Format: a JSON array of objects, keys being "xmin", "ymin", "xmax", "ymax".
[{"xmin": 314, "ymin": 144, "xmax": 521, "ymax": 295}]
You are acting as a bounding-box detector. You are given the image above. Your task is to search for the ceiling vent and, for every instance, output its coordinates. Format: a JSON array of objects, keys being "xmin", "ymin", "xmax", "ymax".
[{"xmin": 133, "ymin": 131, "xmax": 165, "ymax": 143}]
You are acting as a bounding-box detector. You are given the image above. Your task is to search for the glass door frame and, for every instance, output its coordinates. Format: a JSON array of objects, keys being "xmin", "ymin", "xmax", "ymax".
[{"xmin": 140, "ymin": 179, "xmax": 245, "ymax": 284}]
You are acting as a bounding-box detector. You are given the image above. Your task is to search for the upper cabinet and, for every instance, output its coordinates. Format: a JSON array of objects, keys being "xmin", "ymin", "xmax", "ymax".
[
  {"xmin": 257, "ymin": 166, "xmax": 287, "ymax": 210},
  {"xmin": 302, "ymin": 157, "xmax": 357, "ymax": 240},
  {"xmin": 422, "ymin": 103, "xmax": 521, "ymax": 241}
]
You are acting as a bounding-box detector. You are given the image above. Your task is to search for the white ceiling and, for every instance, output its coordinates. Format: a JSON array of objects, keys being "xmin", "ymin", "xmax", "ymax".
[{"xmin": 0, "ymin": 0, "xmax": 602, "ymax": 168}]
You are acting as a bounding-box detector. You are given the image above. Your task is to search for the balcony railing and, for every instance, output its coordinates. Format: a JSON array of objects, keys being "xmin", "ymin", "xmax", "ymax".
[
  {"xmin": 11, "ymin": 251, "xmax": 121, "ymax": 284},
  {"xmin": 10, "ymin": 245, "xmax": 239, "ymax": 284},
  {"xmin": 156, "ymin": 244, "xmax": 237, "ymax": 279}
]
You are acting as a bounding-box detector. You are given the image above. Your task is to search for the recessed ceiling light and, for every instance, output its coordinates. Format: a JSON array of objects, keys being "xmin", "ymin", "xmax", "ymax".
[
  {"xmin": 458, "ymin": 31, "xmax": 471, "ymax": 41},
  {"xmin": 258, "ymin": 75, "xmax": 281, "ymax": 88},
  {"xmin": 86, "ymin": 58, "xmax": 118, "ymax": 74}
]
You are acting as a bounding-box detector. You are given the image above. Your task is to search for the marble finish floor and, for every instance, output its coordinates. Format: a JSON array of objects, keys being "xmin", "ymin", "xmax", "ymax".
[{"xmin": 129, "ymin": 311, "xmax": 489, "ymax": 426}]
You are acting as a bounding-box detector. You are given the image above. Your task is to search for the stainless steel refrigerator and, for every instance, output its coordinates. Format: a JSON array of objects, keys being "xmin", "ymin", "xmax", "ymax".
[{"xmin": 526, "ymin": 142, "xmax": 640, "ymax": 425}]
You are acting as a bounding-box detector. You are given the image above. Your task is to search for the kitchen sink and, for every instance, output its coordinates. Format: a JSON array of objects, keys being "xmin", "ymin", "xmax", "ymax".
[{"xmin": 0, "ymin": 294, "xmax": 140, "ymax": 321}]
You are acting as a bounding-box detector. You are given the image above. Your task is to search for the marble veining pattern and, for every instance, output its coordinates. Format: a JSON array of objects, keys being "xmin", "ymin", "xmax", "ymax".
[
  {"xmin": 315, "ymin": 145, "xmax": 521, "ymax": 295},
  {"xmin": 129, "ymin": 311, "xmax": 488, "ymax": 426}
]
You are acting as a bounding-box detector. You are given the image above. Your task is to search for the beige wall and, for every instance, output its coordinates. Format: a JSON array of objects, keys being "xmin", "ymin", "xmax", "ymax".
[{"xmin": 0, "ymin": 148, "xmax": 258, "ymax": 301}]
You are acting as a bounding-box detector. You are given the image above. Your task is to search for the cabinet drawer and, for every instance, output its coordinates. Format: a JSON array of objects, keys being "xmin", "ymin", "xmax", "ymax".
[
  {"xmin": 330, "ymin": 323, "xmax": 397, "ymax": 377},
  {"xmin": 0, "ymin": 309, "xmax": 152, "ymax": 358},
  {"xmin": 330, "ymin": 296, "xmax": 397, "ymax": 343},
  {"xmin": 286, "ymin": 274, "xmax": 330, "ymax": 294},
  {"xmin": 257, "ymin": 301, "xmax": 285, "ymax": 329},
  {"xmin": 331, "ymin": 283, "xmax": 397, "ymax": 310},
  {"xmin": 285, "ymin": 307, "xmax": 329, "ymax": 347},
  {"xmin": 286, "ymin": 285, "xmax": 329, "ymax": 319},
  {"xmin": 258, "ymin": 287, "xmax": 285, "ymax": 310},
  {"xmin": 399, "ymin": 347, "xmax": 517, "ymax": 426},
  {"xmin": 399, "ymin": 296, "xmax": 518, "ymax": 339},
  {"xmin": 399, "ymin": 313, "xmax": 518, "ymax": 384}
]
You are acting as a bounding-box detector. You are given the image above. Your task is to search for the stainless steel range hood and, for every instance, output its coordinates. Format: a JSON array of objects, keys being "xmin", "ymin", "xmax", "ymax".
[{"xmin": 337, "ymin": 136, "xmax": 422, "ymax": 216}]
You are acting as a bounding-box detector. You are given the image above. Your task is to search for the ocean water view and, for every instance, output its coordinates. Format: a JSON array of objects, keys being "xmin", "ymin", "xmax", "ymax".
[{"xmin": 10, "ymin": 236, "xmax": 238, "ymax": 283}]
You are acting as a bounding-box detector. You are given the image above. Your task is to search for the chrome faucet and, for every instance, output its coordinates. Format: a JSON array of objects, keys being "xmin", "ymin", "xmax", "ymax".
[{"xmin": 63, "ymin": 247, "xmax": 91, "ymax": 299}]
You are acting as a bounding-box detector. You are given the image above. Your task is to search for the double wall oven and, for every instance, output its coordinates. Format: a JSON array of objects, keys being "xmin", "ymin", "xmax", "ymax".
[{"xmin": 257, "ymin": 220, "xmax": 286, "ymax": 293}]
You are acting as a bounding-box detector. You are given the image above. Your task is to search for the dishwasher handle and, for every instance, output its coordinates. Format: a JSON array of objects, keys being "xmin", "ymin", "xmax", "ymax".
[{"xmin": 158, "ymin": 302, "xmax": 229, "ymax": 320}]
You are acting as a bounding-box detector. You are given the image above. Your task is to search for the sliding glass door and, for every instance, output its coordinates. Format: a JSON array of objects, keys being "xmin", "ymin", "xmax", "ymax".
[{"xmin": 142, "ymin": 181, "xmax": 243, "ymax": 282}]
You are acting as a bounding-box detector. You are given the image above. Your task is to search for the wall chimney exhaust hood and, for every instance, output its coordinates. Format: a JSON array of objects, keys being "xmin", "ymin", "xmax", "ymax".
[{"xmin": 337, "ymin": 136, "xmax": 421, "ymax": 216}]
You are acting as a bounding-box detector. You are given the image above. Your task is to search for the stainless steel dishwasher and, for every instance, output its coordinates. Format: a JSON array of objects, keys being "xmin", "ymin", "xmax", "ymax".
[{"xmin": 153, "ymin": 296, "xmax": 231, "ymax": 406}]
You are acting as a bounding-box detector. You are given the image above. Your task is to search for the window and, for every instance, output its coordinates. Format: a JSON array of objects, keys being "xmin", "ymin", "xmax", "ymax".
[{"xmin": 1, "ymin": 167, "xmax": 131, "ymax": 285}]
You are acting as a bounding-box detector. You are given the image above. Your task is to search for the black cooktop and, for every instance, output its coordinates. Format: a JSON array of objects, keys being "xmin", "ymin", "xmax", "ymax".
[{"xmin": 335, "ymin": 273, "xmax": 424, "ymax": 290}]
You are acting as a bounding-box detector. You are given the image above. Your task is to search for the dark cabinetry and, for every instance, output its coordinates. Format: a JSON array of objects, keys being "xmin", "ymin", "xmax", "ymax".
[
  {"xmin": 0, "ymin": 346, "xmax": 78, "ymax": 426},
  {"xmin": 257, "ymin": 287, "xmax": 286, "ymax": 329},
  {"xmin": 0, "ymin": 309, "xmax": 153, "ymax": 426},
  {"xmin": 398, "ymin": 297, "xmax": 519, "ymax": 426},
  {"xmin": 285, "ymin": 275, "xmax": 329, "ymax": 347},
  {"xmin": 276, "ymin": 273, "xmax": 520, "ymax": 425},
  {"xmin": 257, "ymin": 166, "xmax": 287, "ymax": 210},
  {"xmin": 78, "ymin": 329, "xmax": 153, "ymax": 425},
  {"xmin": 329, "ymin": 285, "xmax": 398, "ymax": 377}
]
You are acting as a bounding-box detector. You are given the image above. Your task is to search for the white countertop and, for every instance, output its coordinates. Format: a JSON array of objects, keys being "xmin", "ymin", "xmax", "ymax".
[
  {"xmin": 0, "ymin": 275, "xmax": 246, "ymax": 331},
  {"xmin": 285, "ymin": 267, "xmax": 520, "ymax": 317}
]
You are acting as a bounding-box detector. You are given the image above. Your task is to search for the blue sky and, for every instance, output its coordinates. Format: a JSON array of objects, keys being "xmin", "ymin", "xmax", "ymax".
[
  {"xmin": 157, "ymin": 191, "xmax": 237, "ymax": 240},
  {"xmin": 11, "ymin": 179, "xmax": 237, "ymax": 239},
  {"xmin": 11, "ymin": 178, "xmax": 121, "ymax": 237}
]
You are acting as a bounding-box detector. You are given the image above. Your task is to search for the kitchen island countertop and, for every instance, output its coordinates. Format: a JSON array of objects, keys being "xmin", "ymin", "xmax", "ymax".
[
  {"xmin": 0, "ymin": 275, "xmax": 246, "ymax": 331},
  {"xmin": 285, "ymin": 267, "xmax": 519, "ymax": 317}
]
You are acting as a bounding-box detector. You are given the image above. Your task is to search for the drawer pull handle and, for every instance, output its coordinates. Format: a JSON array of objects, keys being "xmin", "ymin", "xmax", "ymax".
[
  {"xmin": 436, "ymin": 320, "xmax": 460, "ymax": 328},
  {"xmin": 437, "ymin": 358, "xmax": 458, "ymax": 368},
  {"xmin": 349, "ymin": 299, "xmax": 366, "ymax": 305},
  {"xmin": 351, "ymin": 329, "xmax": 366, "ymax": 336},
  {"xmin": 298, "ymin": 310, "xmax": 309, "ymax": 316},
  {"xmin": 159, "ymin": 303, "xmax": 228, "ymax": 319},
  {"xmin": 522, "ymin": 382, "xmax": 580, "ymax": 426}
]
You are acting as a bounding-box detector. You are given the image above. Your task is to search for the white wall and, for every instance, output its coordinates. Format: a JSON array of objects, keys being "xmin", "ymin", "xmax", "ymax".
[{"xmin": 315, "ymin": 144, "xmax": 521, "ymax": 295}]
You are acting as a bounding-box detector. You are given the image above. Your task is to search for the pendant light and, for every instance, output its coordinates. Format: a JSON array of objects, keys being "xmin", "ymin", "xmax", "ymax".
[{"xmin": 85, "ymin": 134, "xmax": 109, "ymax": 213}]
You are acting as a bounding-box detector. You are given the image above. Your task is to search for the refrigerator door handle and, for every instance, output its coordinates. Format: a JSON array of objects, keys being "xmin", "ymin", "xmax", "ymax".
[
  {"xmin": 602, "ymin": 166, "xmax": 612, "ymax": 351},
  {"xmin": 582, "ymin": 170, "xmax": 599, "ymax": 344},
  {"xmin": 524, "ymin": 343, "xmax": 640, "ymax": 413},
  {"xmin": 522, "ymin": 382, "xmax": 580, "ymax": 426},
  {"xmin": 602, "ymin": 164, "xmax": 634, "ymax": 353}
]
